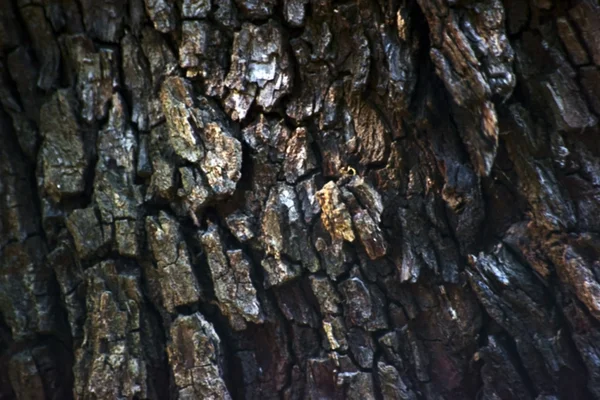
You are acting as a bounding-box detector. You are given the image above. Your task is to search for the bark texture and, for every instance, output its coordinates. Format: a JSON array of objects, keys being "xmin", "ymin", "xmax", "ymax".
[{"xmin": 2, "ymin": 0, "xmax": 600, "ymax": 399}]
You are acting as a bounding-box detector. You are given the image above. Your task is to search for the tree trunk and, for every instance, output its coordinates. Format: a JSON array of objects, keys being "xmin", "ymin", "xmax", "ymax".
[{"xmin": 2, "ymin": 0, "xmax": 600, "ymax": 398}]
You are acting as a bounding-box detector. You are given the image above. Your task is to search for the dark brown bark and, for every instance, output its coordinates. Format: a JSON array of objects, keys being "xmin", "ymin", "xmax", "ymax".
[{"xmin": 2, "ymin": 0, "xmax": 600, "ymax": 399}]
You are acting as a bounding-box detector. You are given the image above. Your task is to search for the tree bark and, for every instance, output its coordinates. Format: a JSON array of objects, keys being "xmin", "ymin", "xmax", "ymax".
[{"xmin": 2, "ymin": 0, "xmax": 600, "ymax": 399}]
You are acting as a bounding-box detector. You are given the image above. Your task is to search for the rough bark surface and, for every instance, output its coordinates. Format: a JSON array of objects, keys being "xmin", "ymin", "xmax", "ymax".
[{"xmin": 2, "ymin": 0, "xmax": 600, "ymax": 399}]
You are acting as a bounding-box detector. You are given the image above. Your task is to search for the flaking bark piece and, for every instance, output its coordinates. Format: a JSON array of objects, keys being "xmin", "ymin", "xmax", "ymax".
[
  {"xmin": 242, "ymin": 114, "xmax": 291, "ymax": 162},
  {"xmin": 321, "ymin": 315, "xmax": 348, "ymax": 351},
  {"xmin": 338, "ymin": 267, "xmax": 388, "ymax": 331},
  {"xmin": 352, "ymin": 210, "xmax": 387, "ymax": 260},
  {"xmin": 66, "ymin": 207, "xmax": 112, "ymax": 260},
  {"xmin": 397, "ymin": 207, "xmax": 438, "ymax": 283},
  {"xmin": 146, "ymin": 125, "xmax": 177, "ymax": 202},
  {"xmin": 199, "ymin": 223, "xmax": 263, "ymax": 330},
  {"xmin": 296, "ymin": 175, "xmax": 321, "ymax": 224},
  {"xmin": 557, "ymin": 17, "xmax": 590, "ymax": 66},
  {"xmin": 309, "ymin": 275, "xmax": 341, "ymax": 315},
  {"xmin": 505, "ymin": 133, "xmax": 576, "ymax": 231},
  {"xmin": 201, "ymin": 120, "xmax": 242, "ymax": 197},
  {"xmin": 468, "ymin": 244, "xmax": 581, "ymax": 392},
  {"xmin": 122, "ymin": 33, "xmax": 163, "ymax": 131},
  {"xmin": 552, "ymin": 239, "xmax": 600, "ymax": 325},
  {"xmin": 347, "ymin": 327, "xmax": 375, "ymax": 369},
  {"xmin": 73, "ymin": 261, "xmax": 151, "ymax": 399},
  {"xmin": 336, "ymin": 373, "xmax": 376, "ymax": 400},
  {"xmin": 141, "ymin": 27, "xmax": 178, "ymax": 91},
  {"xmin": 344, "ymin": 182, "xmax": 389, "ymax": 258},
  {"xmin": 80, "ymin": 0, "xmax": 125, "ymax": 42},
  {"xmin": 346, "ymin": 176, "xmax": 384, "ymax": 223},
  {"xmin": 512, "ymin": 32, "xmax": 596, "ymax": 133},
  {"xmin": 377, "ymin": 362, "xmax": 418, "ymax": 400},
  {"xmin": 181, "ymin": 0, "xmax": 211, "ymax": 18},
  {"xmin": 114, "ymin": 220, "xmax": 139, "ymax": 258},
  {"xmin": 347, "ymin": 96, "xmax": 389, "ymax": 166},
  {"xmin": 167, "ymin": 313, "xmax": 232, "ymax": 400},
  {"xmin": 283, "ymin": 127, "xmax": 317, "ymax": 184},
  {"xmin": 143, "ymin": 0, "xmax": 177, "ymax": 33},
  {"xmin": 261, "ymin": 183, "xmax": 320, "ymax": 274},
  {"xmin": 94, "ymin": 94, "xmax": 142, "ymax": 224},
  {"xmin": 283, "ymin": 0, "xmax": 308, "ymax": 27},
  {"xmin": 177, "ymin": 166, "xmax": 211, "ymax": 214},
  {"xmin": 60, "ymin": 34, "xmax": 118, "ymax": 123},
  {"xmin": 234, "ymin": 0, "xmax": 276, "ymax": 19},
  {"xmin": 418, "ymin": 0, "xmax": 516, "ymax": 175},
  {"xmin": 212, "ymin": 0, "xmax": 239, "ymax": 29},
  {"xmin": 179, "ymin": 21, "xmax": 229, "ymax": 96},
  {"xmin": 260, "ymin": 257, "xmax": 301, "ymax": 288},
  {"xmin": 160, "ymin": 76, "xmax": 242, "ymax": 198},
  {"xmin": 39, "ymin": 89, "xmax": 88, "ymax": 203},
  {"xmin": 477, "ymin": 335, "xmax": 532, "ymax": 400},
  {"xmin": 316, "ymin": 181, "xmax": 355, "ymax": 243},
  {"xmin": 145, "ymin": 212, "xmax": 201, "ymax": 312},
  {"xmin": 225, "ymin": 211, "xmax": 255, "ymax": 242},
  {"xmin": 224, "ymin": 20, "xmax": 292, "ymax": 120}
]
